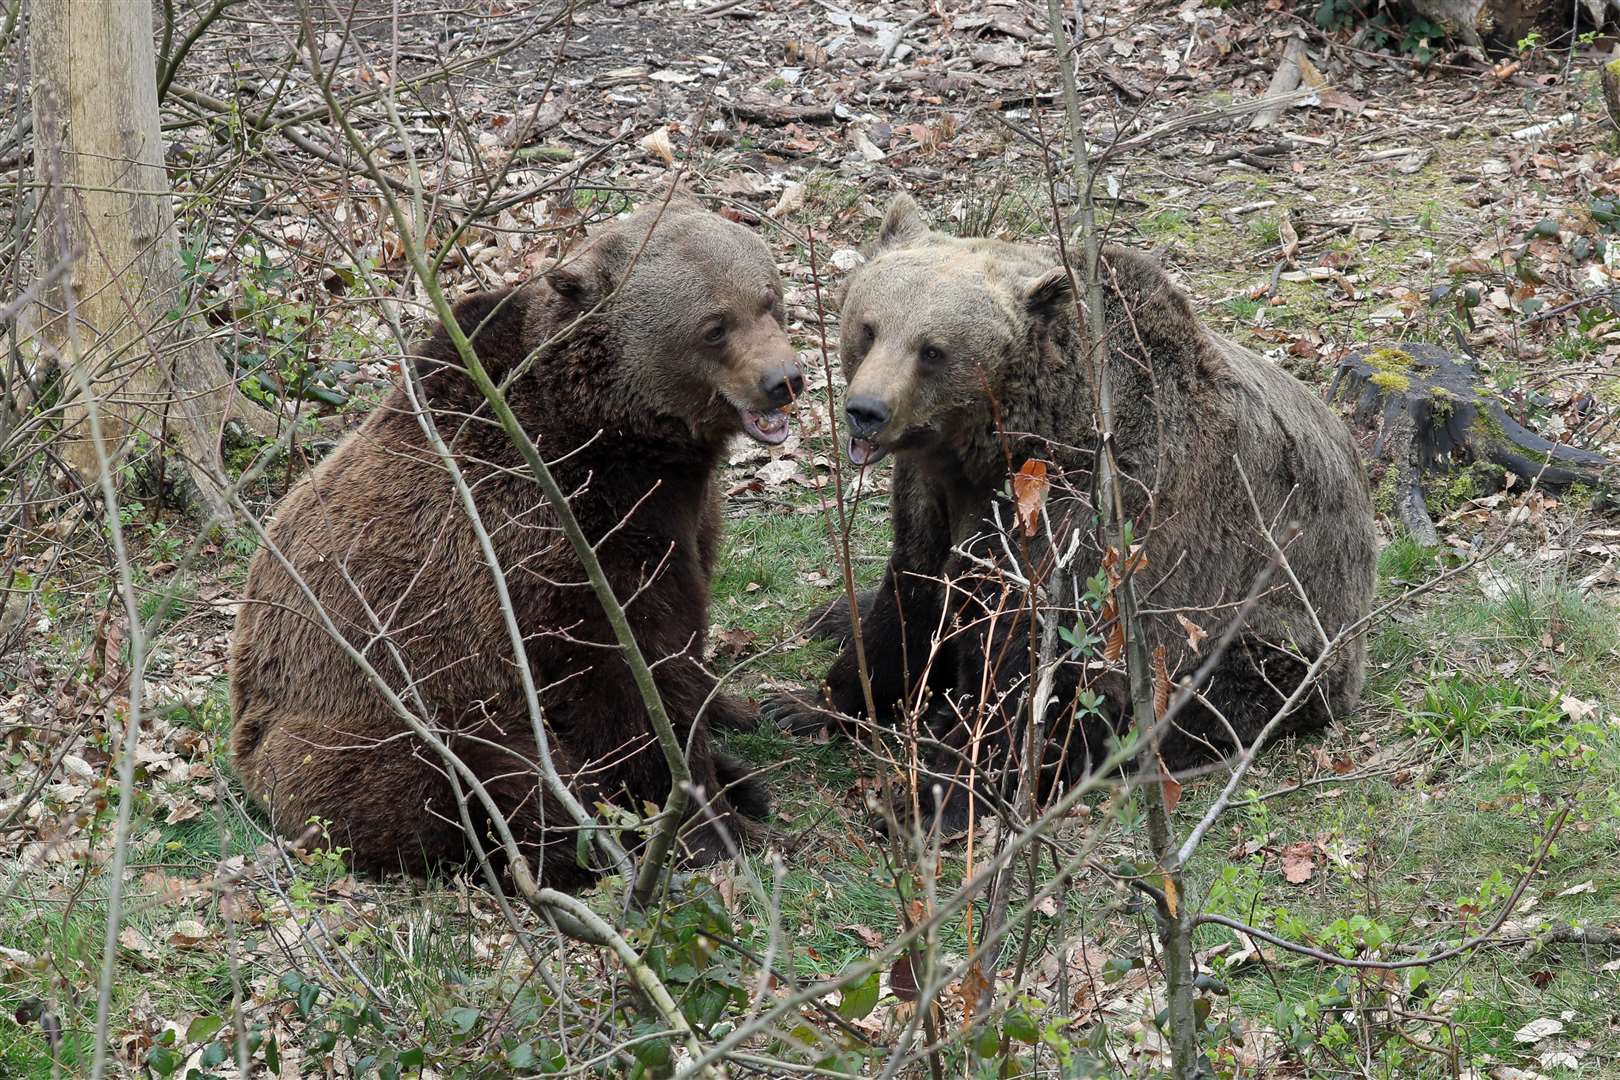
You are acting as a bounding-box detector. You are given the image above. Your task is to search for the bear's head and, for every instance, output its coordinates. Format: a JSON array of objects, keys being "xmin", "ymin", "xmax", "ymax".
[
  {"xmin": 836, "ymin": 194, "xmax": 1072, "ymax": 466},
  {"xmin": 541, "ymin": 197, "xmax": 802, "ymax": 446}
]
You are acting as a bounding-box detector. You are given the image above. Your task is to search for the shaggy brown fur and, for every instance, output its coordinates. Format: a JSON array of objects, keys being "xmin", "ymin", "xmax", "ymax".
[
  {"xmin": 767, "ymin": 195, "xmax": 1376, "ymax": 829},
  {"xmin": 232, "ymin": 201, "xmax": 801, "ymax": 888}
]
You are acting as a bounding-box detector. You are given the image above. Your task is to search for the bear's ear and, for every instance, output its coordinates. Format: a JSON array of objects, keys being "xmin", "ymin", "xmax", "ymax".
[
  {"xmin": 655, "ymin": 172, "xmax": 700, "ymax": 208},
  {"xmin": 875, "ymin": 193, "xmax": 930, "ymax": 252},
  {"xmin": 1024, "ymin": 266, "xmax": 1075, "ymax": 322},
  {"xmin": 543, "ymin": 253, "xmax": 609, "ymax": 309}
]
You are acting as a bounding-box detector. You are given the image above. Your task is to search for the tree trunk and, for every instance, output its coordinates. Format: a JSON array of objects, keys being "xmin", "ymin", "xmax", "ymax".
[
  {"xmin": 1401, "ymin": 0, "xmax": 1576, "ymax": 48},
  {"xmin": 29, "ymin": 0, "xmax": 279, "ymax": 520}
]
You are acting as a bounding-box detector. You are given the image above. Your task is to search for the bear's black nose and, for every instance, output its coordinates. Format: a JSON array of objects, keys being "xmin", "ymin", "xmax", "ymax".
[
  {"xmin": 760, "ymin": 365, "xmax": 805, "ymax": 408},
  {"xmin": 845, "ymin": 396, "xmax": 890, "ymax": 438}
]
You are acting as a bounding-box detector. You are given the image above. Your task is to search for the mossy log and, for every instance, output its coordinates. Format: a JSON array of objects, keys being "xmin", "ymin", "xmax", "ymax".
[{"xmin": 1329, "ymin": 341, "xmax": 1614, "ymax": 544}]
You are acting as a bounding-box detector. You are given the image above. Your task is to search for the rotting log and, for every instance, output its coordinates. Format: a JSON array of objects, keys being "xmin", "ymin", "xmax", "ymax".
[{"xmin": 1329, "ymin": 341, "xmax": 1615, "ymax": 543}]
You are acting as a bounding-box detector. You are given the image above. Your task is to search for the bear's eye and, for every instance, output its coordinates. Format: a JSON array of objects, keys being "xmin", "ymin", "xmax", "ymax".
[
  {"xmin": 920, "ymin": 345, "xmax": 945, "ymax": 365},
  {"xmin": 861, "ymin": 323, "xmax": 877, "ymax": 348},
  {"xmin": 702, "ymin": 321, "xmax": 728, "ymax": 346}
]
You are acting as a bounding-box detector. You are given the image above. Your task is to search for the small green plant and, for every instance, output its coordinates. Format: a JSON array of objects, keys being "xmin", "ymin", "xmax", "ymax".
[
  {"xmin": 1140, "ymin": 208, "xmax": 1189, "ymax": 237},
  {"xmin": 1224, "ymin": 296, "xmax": 1263, "ymax": 323},
  {"xmin": 1400, "ymin": 676, "xmax": 1561, "ymax": 750}
]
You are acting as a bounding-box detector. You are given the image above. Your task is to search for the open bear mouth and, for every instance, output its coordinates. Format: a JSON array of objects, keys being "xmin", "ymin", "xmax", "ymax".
[
  {"xmin": 740, "ymin": 407, "xmax": 791, "ymax": 446},
  {"xmin": 847, "ymin": 436, "xmax": 889, "ymax": 467}
]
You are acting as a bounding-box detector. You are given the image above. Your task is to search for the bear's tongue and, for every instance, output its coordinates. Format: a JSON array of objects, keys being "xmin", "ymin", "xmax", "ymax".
[
  {"xmin": 741, "ymin": 407, "xmax": 790, "ymax": 446},
  {"xmin": 848, "ymin": 436, "xmax": 888, "ymax": 467}
]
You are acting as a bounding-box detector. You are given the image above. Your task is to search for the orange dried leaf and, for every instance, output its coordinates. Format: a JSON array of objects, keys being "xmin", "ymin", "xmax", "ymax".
[
  {"xmin": 1160, "ymin": 768, "xmax": 1182, "ymax": 814},
  {"xmin": 1012, "ymin": 459, "xmax": 1049, "ymax": 537},
  {"xmin": 1175, "ymin": 614, "xmax": 1207, "ymax": 654},
  {"xmin": 1104, "ymin": 619, "xmax": 1125, "ymax": 663},
  {"xmin": 956, "ymin": 964, "xmax": 992, "ymax": 1029},
  {"xmin": 1152, "ymin": 645, "xmax": 1170, "ymax": 719}
]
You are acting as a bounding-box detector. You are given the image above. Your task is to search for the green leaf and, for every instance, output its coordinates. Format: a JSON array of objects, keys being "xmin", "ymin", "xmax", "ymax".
[
  {"xmin": 296, "ymin": 982, "xmax": 320, "ymax": 1018},
  {"xmin": 198, "ymin": 1042, "xmax": 229, "ymax": 1068},
  {"xmin": 186, "ymin": 1016, "xmax": 224, "ymax": 1044},
  {"xmin": 629, "ymin": 1026, "xmax": 674, "ymax": 1079},
  {"xmin": 1004, "ymin": 1009, "xmax": 1039, "ymax": 1045},
  {"xmin": 682, "ymin": 980, "xmax": 734, "ymax": 1029},
  {"xmin": 147, "ymin": 1046, "xmax": 183, "ymax": 1076},
  {"xmin": 837, "ymin": 970, "xmax": 881, "ymax": 1021},
  {"xmin": 445, "ymin": 1007, "xmax": 481, "ymax": 1035}
]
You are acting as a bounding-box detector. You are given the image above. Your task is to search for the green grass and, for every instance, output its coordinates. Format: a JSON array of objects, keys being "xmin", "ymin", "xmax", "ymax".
[
  {"xmin": 1377, "ymin": 534, "xmax": 1441, "ymax": 587},
  {"xmin": 1139, "ymin": 208, "xmax": 1190, "ymax": 239},
  {"xmin": 710, "ymin": 488, "xmax": 889, "ymax": 687}
]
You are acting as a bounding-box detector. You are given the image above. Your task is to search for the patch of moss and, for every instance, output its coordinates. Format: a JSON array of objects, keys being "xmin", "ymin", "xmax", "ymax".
[
  {"xmin": 1428, "ymin": 386, "xmax": 1459, "ymax": 420},
  {"xmin": 1373, "ymin": 464, "xmax": 1402, "ymax": 516},
  {"xmin": 1364, "ymin": 348, "xmax": 1416, "ymax": 394},
  {"xmin": 1365, "ymin": 347, "xmax": 1415, "ymax": 372},
  {"xmin": 1563, "ymin": 483, "xmax": 1597, "ymax": 511},
  {"xmin": 1446, "ymin": 471, "xmax": 1477, "ymax": 504}
]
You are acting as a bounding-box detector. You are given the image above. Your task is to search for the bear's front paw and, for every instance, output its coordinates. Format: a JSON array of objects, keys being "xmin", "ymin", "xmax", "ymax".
[
  {"xmin": 715, "ymin": 753, "xmax": 770, "ymax": 821},
  {"xmin": 762, "ymin": 687, "xmax": 846, "ymax": 738},
  {"xmin": 704, "ymin": 693, "xmax": 760, "ymax": 734}
]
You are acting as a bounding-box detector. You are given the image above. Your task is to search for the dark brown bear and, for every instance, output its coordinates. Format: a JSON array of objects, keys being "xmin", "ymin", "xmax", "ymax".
[
  {"xmin": 231, "ymin": 200, "xmax": 801, "ymax": 888},
  {"xmin": 769, "ymin": 195, "xmax": 1376, "ymax": 830}
]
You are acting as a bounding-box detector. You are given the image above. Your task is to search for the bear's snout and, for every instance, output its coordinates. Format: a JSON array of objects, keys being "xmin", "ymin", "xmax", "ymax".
[
  {"xmin": 759, "ymin": 364, "xmax": 805, "ymax": 408},
  {"xmin": 845, "ymin": 395, "xmax": 891, "ymax": 439}
]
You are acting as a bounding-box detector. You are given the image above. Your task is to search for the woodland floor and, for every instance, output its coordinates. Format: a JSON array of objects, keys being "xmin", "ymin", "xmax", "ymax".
[{"xmin": 3, "ymin": 0, "xmax": 1620, "ymax": 1076}]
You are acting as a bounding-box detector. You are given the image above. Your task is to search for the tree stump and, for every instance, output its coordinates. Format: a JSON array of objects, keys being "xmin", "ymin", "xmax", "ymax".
[
  {"xmin": 1602, "ymin": 58, "xmax": 1620, "ymax": 133},
  {"xmin": 1328, "ymin": 342, "xmax": 1615, "ymax": 544}
]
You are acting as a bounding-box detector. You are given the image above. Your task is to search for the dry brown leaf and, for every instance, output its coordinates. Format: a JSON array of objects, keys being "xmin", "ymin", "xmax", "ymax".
[
  {"xmin": 1012, "ymin": 459, "xmax": 1049, "ymax": 537},
  {"xmin": 1279, "ymin": 213, "xmax": 1299, "ymax": 264},
  {"xmin": 1103, "ymin": 618, "xmax": 1125, "ymax": 664},
  {"xmin": 955, "ymin": 964, "xmax": 991, "ymax": 1029},
  {"xmin": 639, "ymin": 126, "xmax": 675, "ymax": 165},
  {"xmin": 889, "ymin": 954, "xmax": 919, "ymax": 1002},
  {"xmin": 168, "ymin": 920, "xmax": 209, "ymax": 949},
  {"xmin": 1280, "ymin": 841, "xmax": 1316, "ymax": 884},
  {"xmin": 1175, "ymin": 614, "xmax": 1207, "ymax": 654},
  {"xmin": 1160, "ymin": 770, "xmax": 1182, "ymax": 815},
  {"xmin": 118, "ymin": 925, "xmax": 159, "ymax": 959},
  {"xmin": 1152, "ymin": 645, "xmax": 1170, "ymax": 719}
]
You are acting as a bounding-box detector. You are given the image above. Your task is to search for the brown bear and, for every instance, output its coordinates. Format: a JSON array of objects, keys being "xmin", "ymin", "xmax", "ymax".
[
  {"xmin": 231, "ymin": 198, "xmax": 801, "ymax": 889},
  {"xmin": 767, "ymin": 194, "xmax": 1376, "ymax": 830}
]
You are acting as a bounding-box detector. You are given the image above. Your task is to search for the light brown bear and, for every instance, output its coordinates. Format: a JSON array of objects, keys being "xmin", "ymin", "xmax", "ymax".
[
  {"xmin": 232, "ymin": 199, "xmax": 800, "ymax": 888},
  {"xmin": 769, "ymin": 195, "xmax": 1377, "ymax": 830}
]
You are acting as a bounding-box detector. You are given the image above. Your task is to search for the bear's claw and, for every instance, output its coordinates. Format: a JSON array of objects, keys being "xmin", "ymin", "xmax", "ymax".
[{"xmin": 762, "ymin": 688, "xmax": 844, "ymax": 738}]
